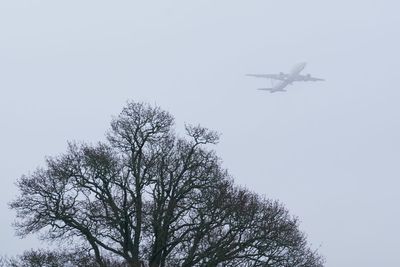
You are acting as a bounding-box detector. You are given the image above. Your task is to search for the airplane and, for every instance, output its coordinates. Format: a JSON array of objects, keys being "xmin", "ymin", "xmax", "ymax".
[{"xmin": 246, "ymin": 62, "xmax": 324, "ymax": 93}]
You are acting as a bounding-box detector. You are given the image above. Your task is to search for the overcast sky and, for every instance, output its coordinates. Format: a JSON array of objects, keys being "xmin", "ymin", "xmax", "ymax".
[{"xmin": 1, "ymin": 1, "xmax": 400, "ymax": 266}]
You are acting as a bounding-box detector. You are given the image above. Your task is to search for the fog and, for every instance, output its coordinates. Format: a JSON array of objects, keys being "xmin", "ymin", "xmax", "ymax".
[{"xmin": 1, "ymin": 1, "xmax": 399, "ymax": 266}]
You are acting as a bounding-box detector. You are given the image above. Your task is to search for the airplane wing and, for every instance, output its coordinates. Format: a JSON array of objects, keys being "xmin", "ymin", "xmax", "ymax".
[
  {"xmin": 246, "ymin": 73, "xmax": 288, "ymax": 81},
  {"xmin": 293, "ymin": 75, "xmax": 325, "ymax": 82}
]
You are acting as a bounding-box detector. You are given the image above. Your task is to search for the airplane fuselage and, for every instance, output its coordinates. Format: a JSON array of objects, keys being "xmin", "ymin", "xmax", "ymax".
[{"xmin": 287, "ymin": 62, "xmax": 307, "ymax": 81}]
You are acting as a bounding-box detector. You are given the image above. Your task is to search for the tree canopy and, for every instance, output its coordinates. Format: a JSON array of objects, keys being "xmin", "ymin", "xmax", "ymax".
[{"xmin": 10, "ymin": 101, "xmax": 324, "ymax": 267}]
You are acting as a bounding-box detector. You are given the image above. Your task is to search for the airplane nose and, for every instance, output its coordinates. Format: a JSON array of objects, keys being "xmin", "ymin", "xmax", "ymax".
[
  {"xmin": 297, "ymin": 62, "xmax": 307, "ymax": 71},
  {"xmin": 291, "ymin": 62, "xmax": 307, "ymax": 73}
]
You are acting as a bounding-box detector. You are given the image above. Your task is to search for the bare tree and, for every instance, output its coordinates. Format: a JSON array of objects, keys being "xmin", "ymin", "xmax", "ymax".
[{"xmin": 10, "ymin": 101, "xmax": 324, "ymax": 267}]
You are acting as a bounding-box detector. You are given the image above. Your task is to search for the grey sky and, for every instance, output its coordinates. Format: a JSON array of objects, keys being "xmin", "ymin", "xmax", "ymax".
[{"xmin": 1, "ymin": 1, "xmax": 399, "ymax": 266}]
